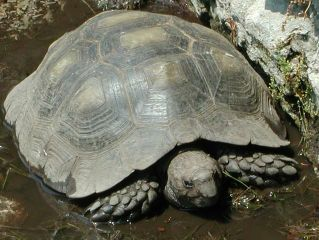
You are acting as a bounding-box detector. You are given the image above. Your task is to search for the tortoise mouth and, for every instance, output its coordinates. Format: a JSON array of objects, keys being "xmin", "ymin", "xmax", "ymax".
[{"xmin": 164, "ymin": 176, "xmax": 220, "ymax": 209}]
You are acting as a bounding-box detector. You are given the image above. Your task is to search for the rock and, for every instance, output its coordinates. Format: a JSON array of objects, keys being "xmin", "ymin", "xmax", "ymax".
[{"xmin": 211, "ymin": 0, "xmax": 319, "ymax": 110}]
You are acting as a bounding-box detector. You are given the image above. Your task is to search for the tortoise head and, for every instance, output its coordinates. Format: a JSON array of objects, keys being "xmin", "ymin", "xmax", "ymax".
[{"xmin": 164, "ymin": 150, "xmax": 222, "ymax": 209}]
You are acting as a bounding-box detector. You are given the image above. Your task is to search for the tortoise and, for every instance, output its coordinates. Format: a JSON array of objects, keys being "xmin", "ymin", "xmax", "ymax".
[{"xmin": 3, "ymin": 10, "xmax": 298, "ymax": 222}]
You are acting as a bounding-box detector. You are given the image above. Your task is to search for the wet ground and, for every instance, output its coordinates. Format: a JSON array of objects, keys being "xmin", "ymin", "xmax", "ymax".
[{"xmin": 0, "ymin": 1, "xmax": 319, "ymax": 239}]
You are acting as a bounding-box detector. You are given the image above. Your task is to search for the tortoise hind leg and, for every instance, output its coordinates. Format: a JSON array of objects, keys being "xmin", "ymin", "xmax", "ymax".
[
  {"xmin": 86, "ymin": 179, "xmax": 160, "ymax": 223},
  {"xmin": 217, "ymin": 151, "xmax": 298, "ymax": 186}
]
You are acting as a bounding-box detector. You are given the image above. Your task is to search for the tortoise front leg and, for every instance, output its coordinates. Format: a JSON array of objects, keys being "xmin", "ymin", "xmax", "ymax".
[
  {"xmin": 86, "ymin": 179, "xmax": 160, "ymax": 223},
  {"xmin": 217, "ymin": 151, "xmax": 298, "ymax": 186}
]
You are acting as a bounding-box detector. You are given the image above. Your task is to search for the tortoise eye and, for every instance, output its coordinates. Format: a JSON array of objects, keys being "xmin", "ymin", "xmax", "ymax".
[{"xmin": 183, "ymin": 180, "xmax": 193, "ymax": 188}]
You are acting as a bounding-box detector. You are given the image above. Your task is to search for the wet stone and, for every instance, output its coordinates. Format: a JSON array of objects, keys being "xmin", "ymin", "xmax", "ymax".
[
  {"xmin": 218, "ymin": 155, "xmax": 229, "ymax": 165},
  {"xmin": 141, "ymin": 183, "xmax": 150, "ymax": 192},
  {"xmin": 225, "ymin": 160, "xmax": 241, "ymax": 173},
  {"xmin": 238, "ymin": 159, "xmax": 250, "ymax": 171},
  {"xmin": 255, "ymin": 159, "xmax": 266, "ymax": 167},
  {"xmin": 282, "ymin": 166, "xmax": 297, "ymax": 175},
  {"xmin": 109, "ymin": 196, "xmax": 119, "ymax": 206},
  {"xmin": 266, "ymin": 167, "xmax": 279, "ymax": 176},
  {"xmin": 261, "ymin": 155, "xmax": 274, "ymax": 164}
]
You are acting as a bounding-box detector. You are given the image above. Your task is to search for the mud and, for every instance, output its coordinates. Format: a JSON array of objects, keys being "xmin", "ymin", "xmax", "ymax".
[{"xmin": 0, "ymin": 1, "xmax": 318, "ymax": 240}]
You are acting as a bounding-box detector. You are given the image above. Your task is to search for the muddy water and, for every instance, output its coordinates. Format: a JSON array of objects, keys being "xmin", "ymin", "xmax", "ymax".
[{"xmin": 0, "ymin": 1, "xmax": 318, "ymax": 240}]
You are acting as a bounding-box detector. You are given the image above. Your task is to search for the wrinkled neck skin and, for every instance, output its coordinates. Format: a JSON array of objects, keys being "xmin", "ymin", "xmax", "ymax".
[{"xmin": 163, "ymin": 150, "xmax": 222, "ymax": 209}]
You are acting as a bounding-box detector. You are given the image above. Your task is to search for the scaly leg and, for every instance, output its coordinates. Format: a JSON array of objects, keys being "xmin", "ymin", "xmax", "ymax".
[
  {"xmin": 85, "ymin": 179, "xmax": 160, "ymax": 223},
  {"xmin": 217, "ymin": 150, "xmax": 298, "ymax": 186}
]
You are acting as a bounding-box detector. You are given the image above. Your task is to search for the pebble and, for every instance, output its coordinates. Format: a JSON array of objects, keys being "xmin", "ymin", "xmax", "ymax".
[{"xmin": 229, "ymin": 154, "xmax": 236, "ymax": 159}]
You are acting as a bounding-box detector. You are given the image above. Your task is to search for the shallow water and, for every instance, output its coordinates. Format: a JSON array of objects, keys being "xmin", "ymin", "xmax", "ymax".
[{"xmin": 0, "ymin": 1, "xmax": 318, "ymax": 240}]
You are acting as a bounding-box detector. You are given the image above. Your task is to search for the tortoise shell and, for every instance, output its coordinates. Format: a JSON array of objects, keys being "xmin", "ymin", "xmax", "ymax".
[{"xmin": 4, "ymin": 11, "xmax": 288, "ymax": 198}]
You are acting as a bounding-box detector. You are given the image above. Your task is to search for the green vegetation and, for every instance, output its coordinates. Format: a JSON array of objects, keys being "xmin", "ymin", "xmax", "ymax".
[{"xmin": 269, "ymin": 52, "xmax": 318, "ymax": 154}]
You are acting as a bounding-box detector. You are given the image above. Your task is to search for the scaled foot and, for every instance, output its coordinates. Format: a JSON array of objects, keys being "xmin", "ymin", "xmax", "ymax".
[
  {"xmin": 218, "ymin": 151, "xmax": 298, "ymax": 186},
  {"xmin": 85, "ymin": 179, "xmax": 160, "ymax": 223}
]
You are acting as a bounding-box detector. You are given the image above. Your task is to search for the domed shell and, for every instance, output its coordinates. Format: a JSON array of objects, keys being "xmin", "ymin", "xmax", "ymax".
[{"xmin": 4, "ymin": 11, "xmax": 288, "ymax": 198}]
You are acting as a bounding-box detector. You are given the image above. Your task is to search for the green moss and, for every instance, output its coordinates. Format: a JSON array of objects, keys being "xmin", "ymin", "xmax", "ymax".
[{"xmin": 269, "ymin": 52, "xmax": 318, "ymax": 152}]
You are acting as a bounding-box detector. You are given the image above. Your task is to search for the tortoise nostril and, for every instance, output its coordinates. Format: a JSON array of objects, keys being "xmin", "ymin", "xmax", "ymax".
[{"xmin": 183, "ymin": 180, "xmax": 193, "ymax": 188}]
